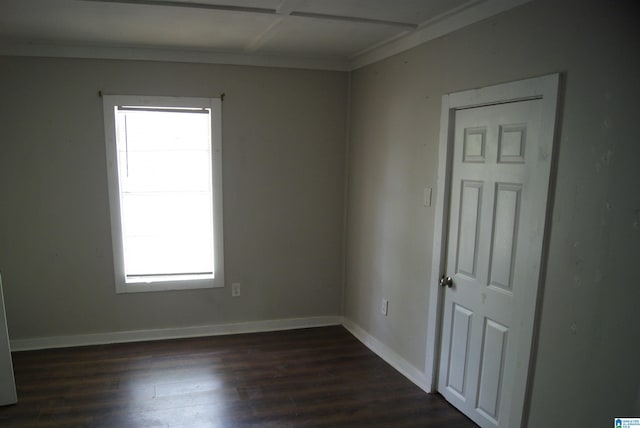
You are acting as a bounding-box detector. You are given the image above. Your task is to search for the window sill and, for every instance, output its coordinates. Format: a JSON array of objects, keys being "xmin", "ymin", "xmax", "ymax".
[{"xmin": 116, "ymin": 274, "xmax": 222, "ymax": 294}]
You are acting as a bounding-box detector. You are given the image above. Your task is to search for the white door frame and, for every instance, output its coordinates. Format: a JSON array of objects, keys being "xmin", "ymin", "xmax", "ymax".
[
  {"xmin": 424, "ymin": 74, "xmax": 561, "ymax": 426},
  {"xmin": 0, "ymin": 273, "xmax": 17, "ymax": 406}
]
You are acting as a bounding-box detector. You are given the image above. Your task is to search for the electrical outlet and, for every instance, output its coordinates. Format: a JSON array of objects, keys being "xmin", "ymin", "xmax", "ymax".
[
  {"xmin": 232, "ymin": 282, "xmax": 241, "ymax": 297},
  {"xmin": 381, "ymin": 299, "xmax": 388, "ymax": 316}
]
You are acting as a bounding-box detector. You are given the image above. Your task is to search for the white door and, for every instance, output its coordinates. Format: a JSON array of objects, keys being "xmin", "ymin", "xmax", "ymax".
[
  {"xmin": 0, "ymin": 273, "xmax": 17, "ymax": 406},
  {"xmin": 437, "ymin": 98, "xmax": 551, "ymax": 427}
]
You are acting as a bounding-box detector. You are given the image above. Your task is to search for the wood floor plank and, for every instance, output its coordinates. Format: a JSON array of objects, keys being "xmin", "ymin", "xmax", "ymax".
[{"xmin": 0, "ymin": 326, "xmax": 477, "ymax": 427}]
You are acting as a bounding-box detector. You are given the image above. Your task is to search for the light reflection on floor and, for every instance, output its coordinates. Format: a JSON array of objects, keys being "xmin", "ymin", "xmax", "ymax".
[{"xmin": 121, "ymin": 365, "xmax": 233, "ymax": 427}]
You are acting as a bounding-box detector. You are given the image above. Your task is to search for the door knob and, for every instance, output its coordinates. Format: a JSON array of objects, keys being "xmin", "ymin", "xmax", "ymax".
[{"xmin": 440, "ymin": 275, "xmax": 453, "ymax": 288}]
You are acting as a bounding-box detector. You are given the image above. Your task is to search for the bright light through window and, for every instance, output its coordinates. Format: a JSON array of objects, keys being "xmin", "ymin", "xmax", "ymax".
[
  {"xmin": 116, "ymin": 108, "xmax": 214, "ymax": 278},
  {"xmin": 103, "ymin": 96, "xmax": 224, "ymax": 293}
]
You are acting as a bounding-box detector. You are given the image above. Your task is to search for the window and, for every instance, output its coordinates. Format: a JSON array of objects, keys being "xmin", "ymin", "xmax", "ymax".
[{"xmin": 103, "ymin": 95, "xmax": 224, "ymax": 293}]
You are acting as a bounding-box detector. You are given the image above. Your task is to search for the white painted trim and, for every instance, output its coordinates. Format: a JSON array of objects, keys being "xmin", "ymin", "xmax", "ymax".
[
  {"xmin": 10, "ymin": 316, "xmax": 343, "ymax": 352},
  {"xmin": 350, "ymin": 0, "xmax": 532, "ymax": 70},
  {"xmin": 342, "ymin": 318, "xmax": 430, "ymax": 393},
  {"xmin": 424, "ymin": 73, "xmax": 561, "ymax": 427},
  {"xmin": 424, "ymin": 93, "xmax": 455, "ymax": 392},
  {"xmin": 0, "ymin": 1, "xmax": 529, "ymax": 72},
  {"xmin": 10, "ymin": 314, "xmax": 437, "ymax": 400},
  {"xmin": 0, "ymin": 42, "xmax": 350, "ymax": 71},
  {"xmin": 102, "ymin": 95, "xmax": 225, "ymax": 294},
  {"xmin": 0, "ymin": 274, "xmax": 17, "ymax": 405}
]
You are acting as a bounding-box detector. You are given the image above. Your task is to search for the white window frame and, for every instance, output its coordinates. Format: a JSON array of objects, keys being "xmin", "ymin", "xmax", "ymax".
[{"xmin": 103, "ymin": 95, "xmax": 224, "ymax": 293}]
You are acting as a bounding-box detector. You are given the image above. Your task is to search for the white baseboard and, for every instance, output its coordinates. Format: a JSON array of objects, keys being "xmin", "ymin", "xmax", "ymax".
[
  {"xmin": 342, "ymin": 318, "xmax": 431, "ymax": 394},
  {"xmin": 10, "ymin": 315, "xmax": 343, "ymax": 352},
  {"xmin": 10, "ymin": 315, "xmax": 432, "ymax": 397}
]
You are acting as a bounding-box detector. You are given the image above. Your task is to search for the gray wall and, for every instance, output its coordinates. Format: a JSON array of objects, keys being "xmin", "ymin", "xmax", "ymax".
[
  {"xmin": 345, "ymin": 0, "xmax": 639, "ymax": 426},
  {"xmin": 1, "ymin": 0, "xmax": 639, "ymax": 426},
  {"xmin": 0, "ymin": 57, "xmax": 347, "ymax": 338}
]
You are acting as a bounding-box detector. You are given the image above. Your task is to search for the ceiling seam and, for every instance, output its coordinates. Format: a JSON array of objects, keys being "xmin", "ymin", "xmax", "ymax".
[{"xmin": 79, "ymin": 0, "xmax": 278, "ymax": 15}]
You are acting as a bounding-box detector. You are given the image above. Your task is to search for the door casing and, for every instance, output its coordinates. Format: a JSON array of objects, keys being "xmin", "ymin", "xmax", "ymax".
[{"xmin": 424, "ymin": 74, "xmax": 561, "ymax": 427}]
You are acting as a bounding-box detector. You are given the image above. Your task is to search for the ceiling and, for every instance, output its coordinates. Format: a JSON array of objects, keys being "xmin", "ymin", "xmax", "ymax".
[{"xmin": 0, "ymin": 0, "xmax": 530, "ymax": 70}]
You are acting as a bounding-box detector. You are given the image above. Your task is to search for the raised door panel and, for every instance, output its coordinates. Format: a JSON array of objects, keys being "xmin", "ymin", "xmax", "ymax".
[
  {"xmin": 446, "ymin": 303, "xmax": 473, "ymax": 398},
  {"xmin": 456, "ymin": 181, "xmax": 483, "ymax": 278},
  {"xmin": 476, "ymin": 318, "xmax": 509, "ymax": 423},
  {"xmin": 488, "ymin": 183, "xmax": 522, "ymax": 292}
]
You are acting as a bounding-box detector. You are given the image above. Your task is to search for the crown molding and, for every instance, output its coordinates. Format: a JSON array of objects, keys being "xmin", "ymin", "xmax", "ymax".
[
  {"xmin": 349, "ymin": 0, "xmax": 532, "ymax": 70},
  {"xmin": 0, "ymin": 0, "xmax": 531, "ymax": 72},
  {"xmin": 0, "ymin": 41, "xmax": 351, "ymax": 71}
]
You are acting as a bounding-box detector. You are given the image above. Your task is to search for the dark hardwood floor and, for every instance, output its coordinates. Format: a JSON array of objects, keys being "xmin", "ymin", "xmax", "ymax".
[{"xmin": 0, "ymin": 326, "xmax": 477, "ymax": 427}]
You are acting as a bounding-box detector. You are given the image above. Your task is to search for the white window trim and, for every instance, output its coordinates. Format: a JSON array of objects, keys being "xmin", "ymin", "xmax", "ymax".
[{"xmin": 103, "ymin": 95, "xmax": 224, "ymax": 293}]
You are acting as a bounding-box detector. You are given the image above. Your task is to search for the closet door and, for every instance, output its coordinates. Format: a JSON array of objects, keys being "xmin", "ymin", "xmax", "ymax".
[{"xmin": 0, "ymin": 273, "xmax": 17, "ymax": 405}]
